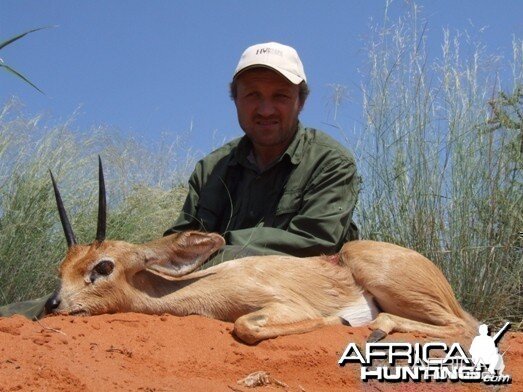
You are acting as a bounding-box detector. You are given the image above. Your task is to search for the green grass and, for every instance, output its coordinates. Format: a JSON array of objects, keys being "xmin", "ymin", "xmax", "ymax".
[
  {"xmin": 344, "ymin": 3, "xmax": 522, "ymax": 327},
  {"xmin": 0, "ymin": 99, "xmax": 191, "ymax": 303}
]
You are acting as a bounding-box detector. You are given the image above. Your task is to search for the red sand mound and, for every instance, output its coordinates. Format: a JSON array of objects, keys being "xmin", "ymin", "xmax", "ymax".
[{"xmin": 0, "ymin": 313, "xmax": 521, "ymax": 391}]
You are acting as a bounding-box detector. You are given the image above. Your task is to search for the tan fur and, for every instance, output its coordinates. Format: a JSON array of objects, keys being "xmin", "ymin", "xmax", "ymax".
[{"xmin": 50, "ymin": 232, "xmax": 477, "ymax": 344}]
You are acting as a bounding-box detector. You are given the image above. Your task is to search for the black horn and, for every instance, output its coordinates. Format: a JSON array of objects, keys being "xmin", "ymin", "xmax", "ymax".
[
  {"xmin": 50, "ymin": 170, "xmax": 77, "ymax": 248},
  {"xmin": 95, "ymin": 156, "xmax": 106, "ymax": 242}
]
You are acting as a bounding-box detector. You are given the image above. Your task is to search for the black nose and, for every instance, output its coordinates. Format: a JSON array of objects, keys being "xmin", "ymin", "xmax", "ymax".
[{"xmin": 44, "ymin": 291, "xmax": 61, "ymax": 314}]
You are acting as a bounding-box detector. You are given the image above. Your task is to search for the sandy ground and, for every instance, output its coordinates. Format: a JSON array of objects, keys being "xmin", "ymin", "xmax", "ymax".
[{"xmin": 0, "ymin": 313, "xmax": 521, "ymax": 392}]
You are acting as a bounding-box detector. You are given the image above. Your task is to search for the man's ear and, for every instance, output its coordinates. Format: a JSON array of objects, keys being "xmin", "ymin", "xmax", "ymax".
[
  {"xmin": 298, "ymin": 99, "xmax": 305, "ymax": 113},
  {"xmin": 141, "ymin": 231, "xmax": 225, "ymax": 277}
]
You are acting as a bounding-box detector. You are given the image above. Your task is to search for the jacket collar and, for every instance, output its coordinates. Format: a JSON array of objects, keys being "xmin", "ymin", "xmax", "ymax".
[{"xmin": 229, "ymin": 121, "xmax": 306, "ymax": 168}]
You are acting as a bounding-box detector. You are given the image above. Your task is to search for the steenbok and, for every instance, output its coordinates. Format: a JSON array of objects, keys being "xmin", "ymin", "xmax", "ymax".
[{"xmin": 45, "ymin": 160, "xmax": 477, "ymax": 344}]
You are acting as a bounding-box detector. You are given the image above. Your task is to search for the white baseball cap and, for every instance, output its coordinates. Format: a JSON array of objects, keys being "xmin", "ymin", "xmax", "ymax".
[{"xmin": 233, "ymin": 42, "xmax": 307, "ymax": 85}]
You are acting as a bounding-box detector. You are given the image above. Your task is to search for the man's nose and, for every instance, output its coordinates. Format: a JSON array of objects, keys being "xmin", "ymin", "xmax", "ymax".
[{"xmin": 257, "ymin": 99, "xmax": 276, "ymax": 116}]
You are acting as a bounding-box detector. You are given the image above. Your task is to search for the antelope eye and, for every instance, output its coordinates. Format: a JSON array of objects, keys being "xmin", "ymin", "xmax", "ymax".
[{"xmin": 94, "ymin": 259, "xmax": 114, "ymax": 276}]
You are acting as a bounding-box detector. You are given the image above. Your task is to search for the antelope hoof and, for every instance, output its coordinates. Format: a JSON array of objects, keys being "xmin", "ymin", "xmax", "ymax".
[{"xmin": 367, "ymin": 329, "xmax": 388, "ymax": 343}]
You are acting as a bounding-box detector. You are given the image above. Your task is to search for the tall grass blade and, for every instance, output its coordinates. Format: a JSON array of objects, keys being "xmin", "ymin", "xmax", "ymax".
[
  {"xmin": 0, "ymin": 26, "xmax": 54, "ymax": 51},
  {"xmin": 0, "ymin": 63, "xmax": 44, "ymax": 94},
  {"xmin": 0, "ymin": 26, "xmax": 55, "ymax": 93}
]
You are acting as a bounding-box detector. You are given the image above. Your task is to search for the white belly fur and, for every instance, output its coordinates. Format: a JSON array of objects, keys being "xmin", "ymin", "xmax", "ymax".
[{"xmin": 336, "ymin": 292, "xmax": 379, "ymax": 327}]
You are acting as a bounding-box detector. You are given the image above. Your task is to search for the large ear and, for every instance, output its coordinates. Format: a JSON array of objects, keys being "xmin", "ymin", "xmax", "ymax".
[{"xmin": 142, "ymin": 231, "xmax": 225, "ymax": 277}]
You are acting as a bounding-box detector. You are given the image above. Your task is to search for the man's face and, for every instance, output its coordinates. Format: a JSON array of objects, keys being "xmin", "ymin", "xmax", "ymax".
[{"xmin": 234, "ymin": 68, "xmax": 303, "ymax": 154}]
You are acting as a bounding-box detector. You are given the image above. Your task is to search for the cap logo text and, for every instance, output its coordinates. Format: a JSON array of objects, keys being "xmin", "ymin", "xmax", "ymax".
[{"xmin": 256, "ymin": 47, "xmax": 283, "ymax": 56}]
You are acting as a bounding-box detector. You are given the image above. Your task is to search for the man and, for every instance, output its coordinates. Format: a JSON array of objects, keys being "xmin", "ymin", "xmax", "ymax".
[
  {"xmin": 469, "ymin": 324, "xmax": 506, "ymax": 375},
  {"xmin": 164, "ymin": 42, "xmax": 360, "ymax": 264},
  {"xmin": 0, "ymin": 42, "xmax": 360, "ymax": 318}
]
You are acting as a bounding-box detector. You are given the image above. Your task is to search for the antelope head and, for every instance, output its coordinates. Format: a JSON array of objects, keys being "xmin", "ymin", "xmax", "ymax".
[{"xmin": 45, "ymin": 158, "xmax": 225, "ymax": 316}]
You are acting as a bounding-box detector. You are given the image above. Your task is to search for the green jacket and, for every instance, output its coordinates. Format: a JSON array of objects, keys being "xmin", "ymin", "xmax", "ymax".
[{"xmin": 164, "ymin": 123, "xmax": 360, "ymax": 259}]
